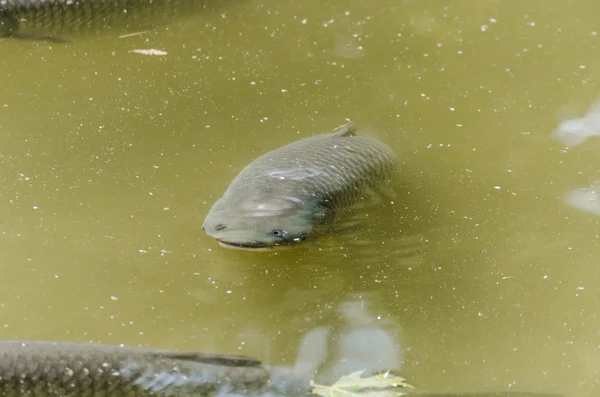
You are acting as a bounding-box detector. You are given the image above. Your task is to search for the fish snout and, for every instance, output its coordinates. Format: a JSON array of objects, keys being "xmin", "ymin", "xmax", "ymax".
[{"xmin": 202, "ymin": 222, "xmax": 228, "ymax": 236}]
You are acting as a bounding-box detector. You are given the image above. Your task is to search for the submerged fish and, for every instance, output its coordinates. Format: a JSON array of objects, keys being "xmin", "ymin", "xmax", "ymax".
[
  {"xmin": 0, "ymin": 0, "xmax": 214, "ymax": 40},
  {"xmin": 202, "ymin": 124, "xmax": 398, "ymax": 250},
  {"xmin": 0, "ymin": 340, "xmax": 275, "ymax": 396}
]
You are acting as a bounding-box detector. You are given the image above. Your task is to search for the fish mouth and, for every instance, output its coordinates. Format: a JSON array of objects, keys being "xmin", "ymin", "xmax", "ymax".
[
  {"xmin": 217, "ymin": 239, "xmax": 274, "ymax": 251},
  {"xmin": 215, "ymin": 233, "xmax": 307, "ymax": 251}
]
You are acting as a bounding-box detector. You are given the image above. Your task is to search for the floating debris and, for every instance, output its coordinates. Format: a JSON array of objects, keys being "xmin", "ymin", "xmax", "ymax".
[
  {"xmin": 129, "ymin": 48, "xmax": 167, "ymax": 56},
  {"xmin": 119, "ymin": 31, "xmax": 150, "ymax": 38},
  {"xmin": 311, "ymin": 370, "xmax": 413, "ymax": 397}
]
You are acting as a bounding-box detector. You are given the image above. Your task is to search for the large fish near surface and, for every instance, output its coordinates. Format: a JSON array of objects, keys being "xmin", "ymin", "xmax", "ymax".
[
  {"xmin": 0, "ymin": 0, "xmax": 215, "ymax": 40},
  {"xmin": 0, "ymin": 341, "xmax": 565, "ymax": 397},
  {"xmin": 202, "ymin": 124, "xmax": 398, "ymax": 250},
  {"xmin": 0, "ymin": 340, "xmax": 299, "ymax": 397}
]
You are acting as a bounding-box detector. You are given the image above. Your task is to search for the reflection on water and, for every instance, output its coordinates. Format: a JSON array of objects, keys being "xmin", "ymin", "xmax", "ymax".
[
  {"xmin": 2, "ymin": 0, "xmax": 600, "ymax": 396},
  {"xmin": 259, "ymin": 296, "xmax": 403, "ymax": 396},
  {"xmin": 565, "ymin": 180, "xmax": 600, "ymax": 216},
  {"xmin": 553, "ymin": 99, "xmax": 600, "ymax": 147},
  {"xmin": 317, "ymin": 298, "xmax": 403, "ymax": 382}
]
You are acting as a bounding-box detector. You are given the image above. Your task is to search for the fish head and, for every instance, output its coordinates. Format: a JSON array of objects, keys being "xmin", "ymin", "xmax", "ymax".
[{"xmin": 202, "ymin": 192, "xmax": 332, "ymax": 250}]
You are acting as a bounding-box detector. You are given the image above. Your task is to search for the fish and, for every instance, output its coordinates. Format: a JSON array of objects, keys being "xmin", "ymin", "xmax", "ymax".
[
  {"xmin": 0, "ymin": 341, "xmax": 565, "ymax": 397},
  {"xmin": 0, "ymin": 340, "xmax": 277, "ymax": 397},
  {"xmin": 0, "ymin": 0, "xmax": 216, "ymax": 41},
  {"xmin": 202, "ymin": 123, "xmax": 398, "ymax": 250}
]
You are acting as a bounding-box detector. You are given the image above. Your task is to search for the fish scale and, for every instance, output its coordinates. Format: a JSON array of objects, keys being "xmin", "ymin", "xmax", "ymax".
[
  {"xmin": 226, "ymin": 126, "xmax": 397, "ymax": 209},
  {"xmin": 0, "ymin": 0, "xmax": 211, "ymax": 38},
  {"xmin": 0, "ymin": 341, "xmax": 272, "ymax": 397}
]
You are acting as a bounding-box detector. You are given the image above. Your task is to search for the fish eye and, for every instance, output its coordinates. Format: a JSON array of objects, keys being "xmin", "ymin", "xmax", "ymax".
[{"xmin": 272, "ymin": 229, "xmax": 284, "ymax": 238}]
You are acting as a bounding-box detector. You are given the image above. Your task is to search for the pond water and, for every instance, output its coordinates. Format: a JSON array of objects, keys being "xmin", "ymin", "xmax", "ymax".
[{"xmin": 1, "ymin": 0, "xmax": 599, "ymax": 395}]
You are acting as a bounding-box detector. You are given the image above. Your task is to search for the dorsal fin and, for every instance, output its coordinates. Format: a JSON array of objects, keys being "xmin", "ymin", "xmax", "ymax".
[
  {"xmin": 154, "ymin": 351, "xmax": 263, "ymax": 367},
  {"xmin": 332, "ymin": 123, "xmax": 357, "ymax": 137}
]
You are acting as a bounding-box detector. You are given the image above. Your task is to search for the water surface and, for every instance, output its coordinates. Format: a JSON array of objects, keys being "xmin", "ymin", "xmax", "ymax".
[{"xmin": 1, "ymin": 0, "xmax": 599, "ymax": 396}]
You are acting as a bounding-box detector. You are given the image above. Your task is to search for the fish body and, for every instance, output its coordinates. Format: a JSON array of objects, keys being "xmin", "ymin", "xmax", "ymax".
[
  {"xmin": 202, "ymin": 124, "xmax": 398, "ymax": 249},
  {"xmin": 0, "ymin": 341, "xmax": 565, "ymax": 397},
  {"xmin": 0, "ymin": 340, "xmax": 271, "ymax": 397},
  {"xmin": 0, "ymin": 0, "xmax": 212, "ymax": 40}
]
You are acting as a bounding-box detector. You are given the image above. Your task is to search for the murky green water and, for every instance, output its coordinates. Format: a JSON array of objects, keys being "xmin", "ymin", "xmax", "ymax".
[{"xmin": 1, "ymin": 0, "xmax": 600, "ymax": 395}]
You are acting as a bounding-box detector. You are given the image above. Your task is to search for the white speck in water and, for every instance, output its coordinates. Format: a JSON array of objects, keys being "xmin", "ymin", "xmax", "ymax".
[
  {"xmin": 110, "ymin": 296, "xmax": 118, "ymax": 301},
  {"xmin": 494, "ymin": 186, "xmax": 501, "ymax": 190},
  {"xmin": 153, "ymin": 165, "xmax": 159, "ymax": 168},
  {"xmin": 481, "ymin": 24, "xmax": 488, "ymax": 32},
  {"xmin": 489, "ymin": 17, "xmax": 497, "ymax": 23},
  {"xmin": 543, "ymin": 275, "xmax": 548, "ymax": 279},
  {"xmin": 301, "ymin": 18, "xmax": 307, "ymax": 24},
  {"xmin": 138, "ymin": 249, "xmax": 147, "ymax": 254},
  {"xmin": 449, "ymin": 107, "xmax": 455, "ymax": 111},
  {"xmin": 577, "ymin": 286, "xmax": 584, "ymax": 290},
  {"xmin": 54, "ymin": 275, "xmax": 59, "ymax": 279},
  {"xmin": 163, "ymin": 207, "xmax": 169, "ymax": 211},
  {"xmin": 322, "ymin": 18, "xmax": 335, "ymax": 27},
  {"xmin": 226, "ymin": 290, "xmax": 232, "ymax": 294}
]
